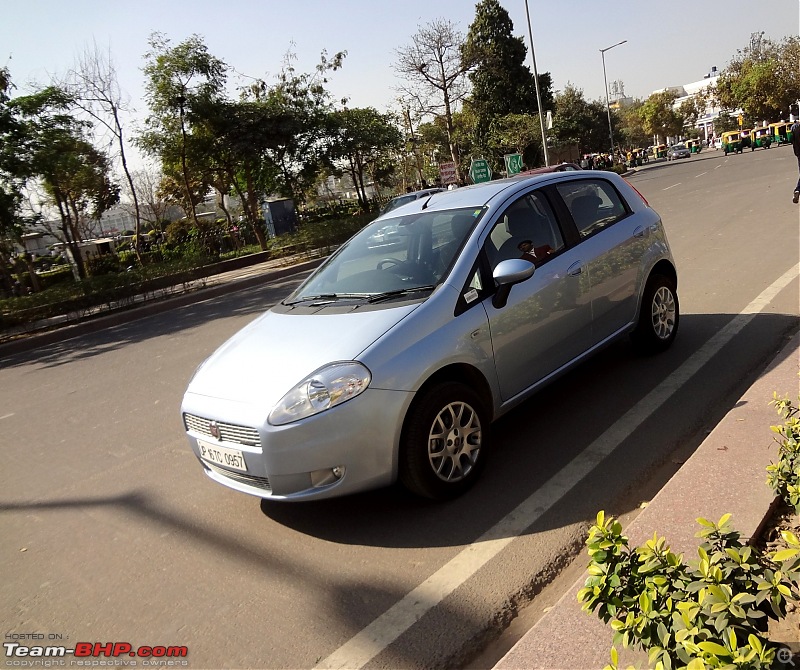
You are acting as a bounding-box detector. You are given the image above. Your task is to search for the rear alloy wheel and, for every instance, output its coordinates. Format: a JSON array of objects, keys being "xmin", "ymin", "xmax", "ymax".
[
  {"xmin": 631, "ymin": 274, "xmax": 679, "ymax": 354},
  {"xmin": 400, "ymin": 382, "xmax": 489, "ymax": 500}
]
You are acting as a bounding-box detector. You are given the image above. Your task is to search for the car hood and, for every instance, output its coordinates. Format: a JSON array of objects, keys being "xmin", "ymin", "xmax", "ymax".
[{"xmin": 186, "ymin": 304, "xmax": 419, "ymax": 407}]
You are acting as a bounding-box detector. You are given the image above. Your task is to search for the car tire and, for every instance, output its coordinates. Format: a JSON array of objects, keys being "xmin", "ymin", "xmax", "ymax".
[
  {"xmin": 399, "ymin": 382, "xmax": 489, "ymax": 500},
  {"xmin": 631, "ymin": 274, "xmax": 679, "ymax": 354}
]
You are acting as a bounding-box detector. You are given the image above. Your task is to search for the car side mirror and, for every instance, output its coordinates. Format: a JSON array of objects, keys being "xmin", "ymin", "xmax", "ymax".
[{"xmin": 492, "ymin": 258, "xmax": 535, "ymax": 309}]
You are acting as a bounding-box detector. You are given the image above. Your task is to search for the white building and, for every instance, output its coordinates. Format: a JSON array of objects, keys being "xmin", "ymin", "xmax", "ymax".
[{"xmin": 653, "ymin": 67, "xmax": 739, "ymax": 142}]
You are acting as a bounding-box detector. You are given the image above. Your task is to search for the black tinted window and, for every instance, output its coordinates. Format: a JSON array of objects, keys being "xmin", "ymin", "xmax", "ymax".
[{"xmin": 555, "ymin": 179, "xmax": 628, "ymax": 238}]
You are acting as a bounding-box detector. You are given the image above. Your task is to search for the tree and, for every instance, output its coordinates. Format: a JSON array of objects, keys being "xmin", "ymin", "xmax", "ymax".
[
  {"xmin": 0, "ymin": 68, "xmax": 39, "ymax": 293},
  {"xmin": 638, "ymin": 91, "xmax": 684, "ymax": 145},
  {"xmin": 715, "ymin": 33, "xmax": 800, "ymax": 124},
  {"xmin": 2, "ymin": 77, "xmax": 118, "ymax": 284},
  {"xmin": 461, "ymin": 0, "xmax": 553, "ymax": 151},
  {"xmin": 329, "ymin": 107, "xmax": 402, "ymax": 212},
  {"xmin": 124, "ymin": 167, "xmax": 171, "ymax": 231},
  {"xmin": 64, "ymin": 42, "xmax": 145, "ymax": 262},
  {"xmin": 550, "ymin": 84, "xmax": 611, "ymax": 155},
  {"xmin": 240, "ymin": 50, "xmax": 347, "ymax": 204},
  {"xmin": 677, "ymin": 97, "xmax": 701, "ymax": 136},
  {"xmin": 490, "ymin": 113, "xmax": 543, "ymax": 169},
  {"xmin": 617, "ymin": 100, "xmax": 651, "ymax": 150},
  {"xmin": 139, "ymin": 33, "xmax": 228, "ymax": 227},
  {"xmin": 394, "ymin": 18, "xmax": 471, "ymax": 178}
]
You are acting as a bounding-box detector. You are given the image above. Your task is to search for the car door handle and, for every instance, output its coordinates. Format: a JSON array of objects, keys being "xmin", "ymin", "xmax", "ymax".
[
  {"xmin": 567, "ymin": 262, "xmax": 583, "ymax": 276},
  {"xmin": 633, "ymin": 226, "xmax": 645, "ymax": 238}
]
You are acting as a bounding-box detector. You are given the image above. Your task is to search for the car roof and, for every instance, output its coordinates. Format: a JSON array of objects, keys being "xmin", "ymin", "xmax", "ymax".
[
  {"xmin": 389, "ymin": 187, "xmax": 444, "ymax": 200},
  {"xmin": 374, "ymin": 170, "xmax": 619, "ymax": 217}
]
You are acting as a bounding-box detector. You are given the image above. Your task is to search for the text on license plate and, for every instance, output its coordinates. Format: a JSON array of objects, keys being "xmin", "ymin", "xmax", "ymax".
[{"xmin": 197, "ymin": 439, "xmax": 247, "ymax": 472}]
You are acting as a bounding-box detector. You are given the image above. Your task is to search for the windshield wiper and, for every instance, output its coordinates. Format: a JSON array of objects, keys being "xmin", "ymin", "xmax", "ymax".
[
  {"xmin": 365, "ymin": 285, "xmax": 436, "ymax": 304},
  {"xmin": 282, "ymin": 293, "xmax": 367, "ymax": 306}
]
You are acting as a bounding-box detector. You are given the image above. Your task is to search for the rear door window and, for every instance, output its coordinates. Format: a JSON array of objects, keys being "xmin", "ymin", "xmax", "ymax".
[{"xmin": 555, "ymin": 179, "xmax": 629, "ymax": 239}]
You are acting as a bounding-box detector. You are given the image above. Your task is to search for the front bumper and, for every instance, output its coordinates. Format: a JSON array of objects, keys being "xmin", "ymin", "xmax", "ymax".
[{"xmin": 181, "ymin": 387, "xmax": 413, "ymax": 501}]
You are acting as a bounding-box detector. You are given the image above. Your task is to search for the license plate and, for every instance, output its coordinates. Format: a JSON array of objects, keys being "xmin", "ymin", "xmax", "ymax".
[{"xmin": 197, "ymin": 439, "xmax": 248, "ymax": 472}]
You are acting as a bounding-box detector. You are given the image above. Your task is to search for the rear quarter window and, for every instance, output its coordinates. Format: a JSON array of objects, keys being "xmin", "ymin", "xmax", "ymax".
[{"xmin": 555, "ymin": 179, "xmax": 629, "ymax": 238}]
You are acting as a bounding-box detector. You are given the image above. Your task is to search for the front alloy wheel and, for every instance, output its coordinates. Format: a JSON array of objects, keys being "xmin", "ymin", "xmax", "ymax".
[
  {"xmin": 427, "ymin": 401, "xmax": 482, "ymax": 483},
  {"xmin": 400, "ymin": 382, "xmax": 489, "ymax": 499}
]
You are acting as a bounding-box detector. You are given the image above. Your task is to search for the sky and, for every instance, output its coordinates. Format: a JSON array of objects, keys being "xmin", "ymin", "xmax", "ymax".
[{"xmin": 3, "ymin": 0, "xmax": 798, "ymax": 151}]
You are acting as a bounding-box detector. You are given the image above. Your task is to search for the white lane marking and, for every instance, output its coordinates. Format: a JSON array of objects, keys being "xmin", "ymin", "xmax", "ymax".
[
  {"xmin": 715, "ymin": 164, "xmax": 722, "ymax": 169},
  {"xmin": 695, "ymin": 172, "xmax": 708, "ymax": 178},
  {"xmin": 663, "ymin": 183, "xmax": 681, "ymax": 190},
  {"xmin": 315, "ymin": 263, "xmax": 800, "ymax": 670},
  {"xmin": 0, "ymin": 413, "xmax": 13, "ymax": 420}
]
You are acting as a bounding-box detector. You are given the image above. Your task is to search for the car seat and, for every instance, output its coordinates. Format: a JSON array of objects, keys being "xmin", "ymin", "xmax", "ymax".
[
  {"xmin": 570, "ymin": 194, "xmax": 602, "ymax": 232},
  {"xmin": 496, "ymin": 208, "xmax": 533, "ymax": 263}
]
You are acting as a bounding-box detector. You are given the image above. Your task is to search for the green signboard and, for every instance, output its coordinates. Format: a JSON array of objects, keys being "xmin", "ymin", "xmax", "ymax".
[
  {"xmin": 504, "ymin": 153, "xmax": 523, "ymax": 175},
  {"xmin": 469, "ymin": 158, "xmax": 492, "ymax": 184}
]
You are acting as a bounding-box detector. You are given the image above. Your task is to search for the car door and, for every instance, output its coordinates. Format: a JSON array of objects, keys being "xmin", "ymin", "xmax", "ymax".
[
  {"xmin": 480, "ymin": 189, "xmax": 593, "ymax": 402},
  {"xmin": 554, "ymin": 178, "xmax": 646, "ymax": 346}
]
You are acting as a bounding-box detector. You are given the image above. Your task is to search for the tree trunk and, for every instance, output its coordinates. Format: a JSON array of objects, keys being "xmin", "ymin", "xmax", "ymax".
[
  {"xmin": 230, "ymin": 166, "xmax": 266, "ymax": 250},
  {"xmin": 216, "ymin": 189, "xmax": 240, "ymax": 251},
  {"xmin": 0, "ymin": 248, "xmax": 16, "ymax": 296},
  {"xmin": 23, "ymin": 253, "xmax": 41, "ymax": 293},
  {"xmin": 110, "ymin": 106, "xmax": 144, "ymax": 265},
  {"xmin": 55, "ymin": 192, "xmax": 86, "ymax": 280}
]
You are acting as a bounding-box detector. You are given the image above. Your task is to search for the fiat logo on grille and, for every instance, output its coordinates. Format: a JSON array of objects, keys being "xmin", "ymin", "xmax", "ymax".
[{"xmin": 209, "ymin": 421, "xmax": 221, "ymax": 440}]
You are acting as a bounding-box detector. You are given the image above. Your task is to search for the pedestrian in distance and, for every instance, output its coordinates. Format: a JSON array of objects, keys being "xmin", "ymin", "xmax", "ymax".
[{"xmin": 792, "ymin": 120, "xmax": 800, "ymax": 204}]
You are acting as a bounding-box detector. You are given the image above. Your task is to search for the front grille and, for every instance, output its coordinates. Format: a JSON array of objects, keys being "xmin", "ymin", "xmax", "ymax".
[
  {"xmin": 184, "ymin": 413, "xmax": 260, "ymax": 447},
  {"xmin": 204, "ymin": 462, "xmax": 272, "ymax": 493}
]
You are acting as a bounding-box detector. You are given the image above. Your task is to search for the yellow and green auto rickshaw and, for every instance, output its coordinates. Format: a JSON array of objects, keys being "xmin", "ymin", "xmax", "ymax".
[
  {"xmin": 685, "ymin": 139, "xmax": 702, "ymax": 154},
  {"xmin": 750, "ymin": 127, "xmax": 772, "ymax": 150},
  {"xmin": 769, "ymin": 121, "xmax": 792, "ymax": 145},
  {"xmin": 721, "ymin": 130, "xmax": 743, "ymax": 155},
  {"xmin": 653, "ymin": 144, "xmax": 667, "ymax": 159},
  {"xmin": 739, "ymin": 129, "xmax": 753, "ymax": 150}
]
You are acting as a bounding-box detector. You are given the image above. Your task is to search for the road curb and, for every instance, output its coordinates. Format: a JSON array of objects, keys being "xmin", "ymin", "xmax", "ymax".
[{"xmin": 493, "ymin": 330, "xmax": 800, "ymax": 669}]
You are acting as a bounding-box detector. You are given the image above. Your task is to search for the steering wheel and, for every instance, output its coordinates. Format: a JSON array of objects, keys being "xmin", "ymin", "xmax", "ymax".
[{"xmin": 377, "ymin": 258, "xmax": 403, "ymax": 270}]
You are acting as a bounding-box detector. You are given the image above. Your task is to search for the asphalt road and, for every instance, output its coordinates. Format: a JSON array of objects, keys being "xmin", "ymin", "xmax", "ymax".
[{"xmin": 2, "ymin": 146, "xmax": 798, "ymax": 670}]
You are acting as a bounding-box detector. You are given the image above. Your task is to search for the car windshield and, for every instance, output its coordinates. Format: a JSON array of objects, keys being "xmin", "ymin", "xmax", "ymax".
[{"xmin": 287, "ymin": 207, "xmax": 484, "ymax": 303}]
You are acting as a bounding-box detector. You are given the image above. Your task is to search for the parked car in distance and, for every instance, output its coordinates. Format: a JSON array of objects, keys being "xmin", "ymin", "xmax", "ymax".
[
  {"xmin": 667, "ymin": 144, "xmax": 691, "ymax": 160},
  {"xmin": 519, "ymin": 162, "xmax": 582, "ymax": 175},
  {"xmin": 379, "ymin": 187, "xmax": 445, "ymax": 216},
  {"xmin": 182, "ymin": 171, "xmax": 679, "ymax": 502}
]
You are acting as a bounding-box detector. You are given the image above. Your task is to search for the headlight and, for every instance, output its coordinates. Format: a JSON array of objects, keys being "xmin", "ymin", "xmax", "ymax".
[{"xmin": 268, "ymin": 362, "xmax": 372, "ymax": 426}]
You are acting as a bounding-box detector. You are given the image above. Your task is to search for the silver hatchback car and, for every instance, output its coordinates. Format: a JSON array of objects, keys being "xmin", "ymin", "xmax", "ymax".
[{"xmin": 182, "ymin": 171, "xmax": 678, "ymax": 501}]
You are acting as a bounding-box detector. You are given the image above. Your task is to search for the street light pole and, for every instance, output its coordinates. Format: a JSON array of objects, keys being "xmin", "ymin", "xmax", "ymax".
[
  {"xmin": 600, "ymin": 40, "xmax": 627, "ymax": 163},
  {"xmin": 524, "ymin": 0, "xmax": 549, "ymax": 167}
]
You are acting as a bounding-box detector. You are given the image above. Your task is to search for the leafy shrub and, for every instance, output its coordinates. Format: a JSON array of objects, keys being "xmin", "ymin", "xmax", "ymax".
[
  {"xmin": 36, "ymin": 266, "xmax": 73, "ymax": 290},
  {"xmin": 118, "ymin": 250, "xmax": 137, "ymax": 267},
  {"xmin": 578, "ymin": 511, "xmax": 797, "ymax": 669},
  {"xmin": 86, "ymin": 254, "xmax": 122, "ymax": 276},
  {"xmin": 767, "ymin": 393, "xmax": 800, "ymax": 512}
]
